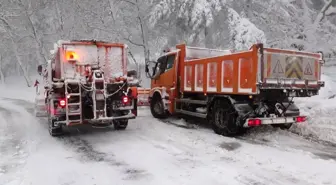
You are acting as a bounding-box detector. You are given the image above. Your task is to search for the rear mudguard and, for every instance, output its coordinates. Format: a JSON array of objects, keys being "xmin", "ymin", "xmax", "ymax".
[{"xmin": 208, "ymin": 96, "xmax": 253, "ymax": 117}]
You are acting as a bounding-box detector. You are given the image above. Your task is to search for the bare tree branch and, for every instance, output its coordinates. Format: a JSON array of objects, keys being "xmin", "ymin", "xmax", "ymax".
[
  {"xmin": 0, "ymin": 16, "xmax": 31, "ymax": 86},
  {"xmin": 326, "ymin": 12, "xmax": 336, "ymax": 16},
  {"xmin": 124, "ymin": 36, "xmax": 145, "ymax": 47},
  {"xmin": 314, "ymin": 0, "xmax": 336, "ymax": 25},
  {"xmin": 120, "ymin": 0, "xmax": 136, "ymax": 6}
]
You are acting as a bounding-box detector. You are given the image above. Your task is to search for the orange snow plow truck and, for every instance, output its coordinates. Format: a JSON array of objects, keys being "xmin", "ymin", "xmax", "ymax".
[
  {"xmin": 145, "ymin": 43, "xmax": 325, "ymax": 136},
  {"xmin": 35, "ymin": 40, "xmax": 140, "ymax": 136}
]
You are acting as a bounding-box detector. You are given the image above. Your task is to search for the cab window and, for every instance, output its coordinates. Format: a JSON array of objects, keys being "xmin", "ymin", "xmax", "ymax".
[{"xmin": 165, "ymin": 54, "xmax": 175, "ymax": 72}]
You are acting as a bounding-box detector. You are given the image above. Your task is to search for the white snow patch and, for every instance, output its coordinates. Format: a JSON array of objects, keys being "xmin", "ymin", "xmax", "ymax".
[
  {"xmin": 228, "ymin": 8, "xmax": 267, "ymax": 50},
  {"xmin": 0, "ymin": 76, "xmax": 37, "ymax": 102},
  {"xmin": 293, "ymin": 66, "xmax": 336, "ymax": 143}
]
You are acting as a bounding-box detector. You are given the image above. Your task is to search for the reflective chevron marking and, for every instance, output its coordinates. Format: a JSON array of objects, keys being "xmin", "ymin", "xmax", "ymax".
[{"xmin": 285, "ymin": 57, "xmax": 303, "ymax": 79}]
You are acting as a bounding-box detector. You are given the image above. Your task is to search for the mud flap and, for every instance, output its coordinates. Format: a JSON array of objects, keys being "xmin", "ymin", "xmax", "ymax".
[
  {"xmin": 221, "ymin": 96, "xmax": 253, "ymax": 125},
  {"xmin": 233, "ymin": 103, "xmax": 254, "ymax": 117},
  {"xmin": 281, "ymin": 102, "xmax": 300, "ymax": 116}
]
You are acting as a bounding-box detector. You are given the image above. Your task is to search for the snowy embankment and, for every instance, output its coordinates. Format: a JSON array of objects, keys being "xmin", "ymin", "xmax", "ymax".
[
  {"xmin": 0, "ymin": 76, "xmax": 37, "ymax": 103},
  {"xmin": 293, "ymin": 66, "xmax": 336, "ymax": 143}
]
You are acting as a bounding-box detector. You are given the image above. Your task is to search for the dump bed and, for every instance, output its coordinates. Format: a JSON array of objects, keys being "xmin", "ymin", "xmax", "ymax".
[
  {"xmin": 51, "ymin": 40, "xmax": 128, "ymax": 82},
  {"xmin": 178, "ymin": 44, "xmax": 323, "ymax": 95}
]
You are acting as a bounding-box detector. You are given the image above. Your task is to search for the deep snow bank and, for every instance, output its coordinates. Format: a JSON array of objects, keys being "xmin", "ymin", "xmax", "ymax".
[{"xmin": 293, "ymin": 66, "xmax": 336, "ymax": 143}]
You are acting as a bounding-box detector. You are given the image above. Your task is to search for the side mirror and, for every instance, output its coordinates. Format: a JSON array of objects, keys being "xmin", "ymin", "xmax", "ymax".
[
  {"xmin": 145, "ymin": 62, "xmax": 149, "ymax": 73},
  {"xmin": 37, "ymin": 64, "xmax": 43, "ymax": 75},
  {"xmin": 317, "ymin": 51, "xmax": 325, "ymax": 65},
  {"xmin": 145, "ymin": 60, "xmax": 156, "ymax": 76},
  {"xmin": 158, "ymin": 56, "xmax": 168, "ymax": 73}
]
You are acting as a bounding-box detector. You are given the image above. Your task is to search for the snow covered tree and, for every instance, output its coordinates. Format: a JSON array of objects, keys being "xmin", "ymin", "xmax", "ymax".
[{"xmin": 227, "ymin": 8, "xmax": 266, "ymax": 51}]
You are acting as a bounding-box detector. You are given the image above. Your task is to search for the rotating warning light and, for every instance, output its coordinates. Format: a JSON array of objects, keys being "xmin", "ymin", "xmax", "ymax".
[{"xmin": 66, "ymin": 51, "xmax": 79, "ymax": 61}]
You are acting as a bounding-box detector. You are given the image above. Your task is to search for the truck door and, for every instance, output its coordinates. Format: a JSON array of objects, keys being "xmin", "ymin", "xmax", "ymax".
[{"xmin": 152, "ymin": 53, "xmax": 178, "ymax": 112}]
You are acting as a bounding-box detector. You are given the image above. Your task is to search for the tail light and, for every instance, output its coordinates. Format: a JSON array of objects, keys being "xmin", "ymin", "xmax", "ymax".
[
  {"xmin": 296, "ymin": 116, "xmax": 306, "ymax": 123},
  {"xmin": 248, "ymin": 119, "xmax": 262, "ymax": 127},
  {"xmin": 122, "ymin": 96, "xmax": 129, "ymax": 104},
  {"xmin": 59, "ymin": 99, "xmax": 66, "ymax": 108}
]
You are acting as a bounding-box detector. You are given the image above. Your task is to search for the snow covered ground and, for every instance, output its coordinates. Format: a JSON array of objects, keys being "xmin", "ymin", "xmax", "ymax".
[{"xmin": 0, "ymin": 67, "xmax": 336, "ymax": 185}]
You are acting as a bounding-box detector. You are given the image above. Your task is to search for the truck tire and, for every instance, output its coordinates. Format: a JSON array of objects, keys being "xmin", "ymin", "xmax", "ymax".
[
  {"xmin": 47, "ymin": 99, "xmax": 63, "ymax": 137},
  {"xmin": 150, "ymin": 95, "xmax": 168, "ymax": 119},
  {"xmin": 48, "ymin": 117, "xmax": 63, "ymax": 136},
  {"xmin": 210, "ymin": 99, "xmax": 241, "ymax": 137},
  {"xmin": 113, "ymin": 120, "xmax": 128, "ymax": 130}
]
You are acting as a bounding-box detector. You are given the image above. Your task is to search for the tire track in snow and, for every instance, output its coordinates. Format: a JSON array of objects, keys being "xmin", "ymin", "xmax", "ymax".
[
  {"xmin": 10, "ymin": 98, "xmax": 336, "ymax": 183},
  {"xmin": 6, "ymin": 98, "xmax": 151, "ymax": 181},
  {"xmin": 56, "ymin": 135, "xmax": 150, "ymax": 181},
  {"xmin": 58, "ymin": 132, "xmax": 151, "ymax": 180},
  {"xmin": 153, "ymin": 114, "xmax": 336, "ymax": 161},
  {"xmin": 237, "ymin": 126, "xmax": 336, "ymax": 161},
  {"xmin": 0, "ymin": 100, "xmax": 30, "ymax": 184}
]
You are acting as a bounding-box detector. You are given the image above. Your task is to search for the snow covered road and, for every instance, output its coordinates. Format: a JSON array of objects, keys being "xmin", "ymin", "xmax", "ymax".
[{"xmin": 1, "ymin": 96, "xmax": 336, "ymax": 185}]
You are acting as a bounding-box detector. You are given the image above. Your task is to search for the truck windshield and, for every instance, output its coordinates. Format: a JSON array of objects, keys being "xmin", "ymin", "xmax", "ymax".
[{"xmin": 148, "ymin": 53, "xmax": 176, "ymax": 79}]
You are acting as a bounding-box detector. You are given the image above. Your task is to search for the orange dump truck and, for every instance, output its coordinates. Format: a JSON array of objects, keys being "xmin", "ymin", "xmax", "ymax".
[{"xmin": 145, "ymin": 43, "xmax": 325, "ymax": 136}]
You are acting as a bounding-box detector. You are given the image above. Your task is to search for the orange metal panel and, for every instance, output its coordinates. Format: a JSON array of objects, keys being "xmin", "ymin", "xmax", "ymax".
[
  {"xmin": 181, "ymin": 48, "xmax": 257, "ymax": 95},
  {"xmin": 185, "ymin": 65, "xmax": 192, "ymax": 91},
  {"xmin": 222, "ymin": 60, "xmax": 234, "ymax": 92},
  {"xmin": 216, "ymin": 62, "xmax": 221, "ymax": 93},
  {"xmin": 267, "ymin": 54, "xmax": 271, "ymax": 77},
  {"xmin": 176, "ymin": 44, "xmax": 186, "ymax": 92},
  {"xmin": 208, "ymin": 62, "xmax": 217, "ymax": 92},
  {"xmin": 195, "ymin": 64, "xmax": 204, "ymax": 91},
  {"xmin": 203, "ymin": 62, "xmax": 208, "ymax": 93},
  {"xmin": 239, "ymin": 58, "xmax": 253, "ymax": 91},
  {"xmin": 191, "ymin": 63, "xmax": 196, "ymax": 91}
]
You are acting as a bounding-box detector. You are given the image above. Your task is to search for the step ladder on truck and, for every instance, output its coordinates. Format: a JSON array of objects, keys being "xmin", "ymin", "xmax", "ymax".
[
  {"xmin": 145, "ymin": 43, "xmax": 325, "ymax": 136},
  {"xmin": 34, "ymin": 40, "xmax": 140, "ymax": 136}
]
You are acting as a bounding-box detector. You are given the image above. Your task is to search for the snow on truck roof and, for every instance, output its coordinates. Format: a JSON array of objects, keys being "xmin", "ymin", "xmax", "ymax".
[
  {"xmin": 49, "ymin": 40, "xmax": 129, "ymax": 59},
  {"xmin": 185, "ymin": 46, "xmax": 232, "ymax": 60}
]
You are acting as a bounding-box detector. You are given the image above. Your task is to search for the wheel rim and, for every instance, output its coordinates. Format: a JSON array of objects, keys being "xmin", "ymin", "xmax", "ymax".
[
  {"xmin": 215, "ymin": 108, "xmax": 228, "ymax": 129},
  {"xmin": 154, "ymin": 100, "xmax": 164, "ymax": 115},
  {"xmin": 214, "ymin": 106, "xmax": 239, "ymax": 134}
]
